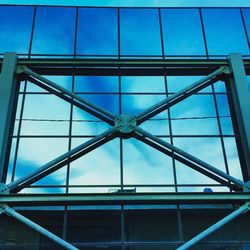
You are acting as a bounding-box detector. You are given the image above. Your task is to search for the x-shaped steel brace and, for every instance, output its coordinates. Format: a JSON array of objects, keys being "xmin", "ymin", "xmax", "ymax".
[
  {"xmin": 0, "ymin": 65, "xmax": 249, "ymax": 250},
  {"xmin": 1, "ymin": 65, "xmax": 246, "ymax": 194}
]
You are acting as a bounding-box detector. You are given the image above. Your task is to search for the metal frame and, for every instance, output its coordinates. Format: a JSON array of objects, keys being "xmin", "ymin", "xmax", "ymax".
[{"xmin": 1, "ymin": 53, "xmax": 250, "ymax": 249}]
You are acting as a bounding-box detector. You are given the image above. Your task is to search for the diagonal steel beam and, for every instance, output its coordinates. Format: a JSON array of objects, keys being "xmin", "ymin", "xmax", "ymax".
[
  {"xmin": 0, "ymin": 205, "xmax": 78, "ymax": 250},
  {"xmin": 177, "ymin": 202, "xmax": 250, "ymax": 250},
  {"xmin": 27, "ymin": 76, "xmax": 114, "ymax": 125},
  {"xmin": 134, "ymin": 133, "xmax": 240, "ymax": 191},
  {"xmin": 135, "ymin": 127, "xmax": 246, "ymax": 190},
  {"xmin": 136, "ymin": 66, "xmax": 228, "ymax": 124},
  {"xmin": 18, "ymin": 67, "xmax": 115, "ymax": 125},
  {"xmin": 5, "ymin": 127, "xmax": 117, "ymax": 193}
]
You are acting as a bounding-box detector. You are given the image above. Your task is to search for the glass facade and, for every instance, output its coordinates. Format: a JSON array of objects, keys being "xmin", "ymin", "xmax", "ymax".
[{"xmin": 1, "ymin": 5, "xmax": 250, "ymax": 250}]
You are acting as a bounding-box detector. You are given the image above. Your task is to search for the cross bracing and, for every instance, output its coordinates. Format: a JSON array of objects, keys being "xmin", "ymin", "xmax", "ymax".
[{"xmin": 0, "ymin": 53, "xmax": 250, "ymax": 249}]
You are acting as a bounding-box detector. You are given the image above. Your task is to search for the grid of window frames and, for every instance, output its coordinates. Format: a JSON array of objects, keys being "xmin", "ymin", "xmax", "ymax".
[
  {"xmin": 3, "ymin": 6, "xmax": 249, "ymax": 194},
  {"xmin": 1, "ymin": 5, "xmax": 250, "ymax": 250}
]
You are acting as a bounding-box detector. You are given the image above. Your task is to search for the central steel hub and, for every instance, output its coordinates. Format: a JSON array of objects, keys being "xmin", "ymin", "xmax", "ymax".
[{"xmin": 115, "ymin": 115, "xmax": 137, "ymax": 134}]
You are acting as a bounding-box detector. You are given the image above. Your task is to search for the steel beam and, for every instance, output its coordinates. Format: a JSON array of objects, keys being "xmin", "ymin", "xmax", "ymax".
[
  {"xmin": 229, "ymin": 54, "xmax": 250, "ymax": 182},
  {"xmin": 136, "ymin": 67, "xmax": 228, "ymax": 124},
  {"xmin": 135, "ymin": 127, "xmax": 246, "ymax": 190},
  {"xmin": 134, "ymin": 133, "xmax": 240, "ymax": 191},
  {"xmin": 0, "ymin": 53, "xmax": 18, "ymax": 183},
  {"xmin": 0, "ymin": 205, "xmax": 78, "ymax": 250},
  {"xmin": 5, "ymin": 127, "xmax": 117, "ymax": 193},
  {"xmin": 0, "ymin": 193, "xmax": 250, "ymax": 206},
  {"xmin": 177, "ymin": 202, "xmax": 250, "ymax": 250},
  {"xmin": 19, "ymin": 67, "xmax": 115, "ymax": 125},
  {"xmin": 27, "ymin": 76, "xmax": 114, "ymax": 125}
]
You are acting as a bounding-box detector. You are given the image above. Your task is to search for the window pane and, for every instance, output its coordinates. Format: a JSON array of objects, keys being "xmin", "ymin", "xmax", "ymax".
[
  {"xmin": 21, "ymin": 94, "xmax": 71, "ymax": 135},
  {"xmin": 120, "ymin": 9, "xmax": 162, "ymax": 56},
  {"xmin": 14, "ymin": 138, "xmax": 68, "ymax": 191},
  {"xmin": 123, "ymin": 138, "xmax": 174, "ymax": 186},
  {"xmin": 161, "ymin": 9, "xmax": 206, "ymax": 56},
  {"xmin": 77, "ymin": 8, "xmax": 118, "ymax": 55},
  {"xmin": 32, "ymin": 7, "xmax": 75, "ymax": 54},
  {"xmin": 202, "ymin": 9, "xmax": 249, "ymax": 56},
  {"xmin": 121, "ymin": 76, "xmax": 165, "ymax": 93},
  {"xmin": 69, "ymin": 138, "xmax": 120, "ymax": 189},
  {"xmin": 0, "ymin": 6, "xmax": 33, "ymax": 54},
  {"xmin": 74, "ymin": 76, "xmax": 118, "ymax": 93}
]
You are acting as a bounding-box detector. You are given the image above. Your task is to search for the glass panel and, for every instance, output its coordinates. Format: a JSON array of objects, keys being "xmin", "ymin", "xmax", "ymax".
[
  {"xmin": 167, "ymin": 76, "xmax": 212, "ymax": 93},
  {"xmin": 120, "ymin": 9, "xmax": 162, "ymax": 56},
  {"xmin": 69, "ymin": 138, "xmax": 120, "ymax": 189},
  {"xmin": 67, "ymin": 209, "xmax": 121, "ymax": 242},
  {"xmin": 77, "ymin": 94, "xmax": 119, "ymax": 115},
  {"xmin": 72, "ymin": 106, "xmax": 111, "ymax": 136},
  {"xmin": 32, "ymin": 7, "xmax": 75, "ymax": 54},
  {"xmin": 242, "ymin": 9, "xmax": 250, "ymax": 48},
  {"xmin": 202, "ymin": 9, "xmax": 249, "ymax": 56},
  {"xmin": 182, "ymin": 209, "xmax": 239, "ymax": 241},
  {"xmin": 14, "ymin": 138, "xmax": 68, "ymax": 191},
  {"xmin": 224, "ymin": 138, "xmax": 243, "ymax": 180},
  {"xmin": 121, "ymin": 76, "xmax": 165, "ymax": 93},
  {"xmin": 21, "ymin": 94, "xmax": 71, "ymax": 135},
  {"xmin": 0, "ymin": 6, "xmax": 33, "ymax": 54},
  {"xmin": 77, "ymin": 8, "xmax": 118, "ymax": 55},
  {"xmin": 125, "ymin": 207, "xmax": 179, "ymax": 241},
  {"xmin": 170, "ymin": 94, "xmax": 218, "ymax": 135},
  {"xmin": 123, "ymin": 138, "xmax": 174, "ymax": 185},
  {"xmin": 161, "ymin": 9, "xmax": 206, "ymax": 56},
  {"xmin": 173, "ymin": 137, "xmax": 226, "ymax": 171},
  {"xmin": 74, "ymin": 76, "xmax": 118, "ymax": 93}
]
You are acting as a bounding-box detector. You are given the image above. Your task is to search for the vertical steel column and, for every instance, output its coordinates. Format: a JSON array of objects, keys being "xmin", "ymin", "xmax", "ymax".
[
  {"xmin": 229, "ymin": 53, "xmax": 250, "ymax": 181},
  {"xmin": 0, "ymin": 53, "xmax": 18, "ymax": 183}
]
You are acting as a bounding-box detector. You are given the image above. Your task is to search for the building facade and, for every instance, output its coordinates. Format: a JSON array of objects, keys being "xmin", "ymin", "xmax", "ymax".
[{"xmin": 0, "ymin": 4, "xmax": 250, "ymax": 250}]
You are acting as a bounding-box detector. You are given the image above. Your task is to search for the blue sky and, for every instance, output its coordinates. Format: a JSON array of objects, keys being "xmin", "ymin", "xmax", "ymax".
[
  {"xmin": 1, "ymin": 0, "xmax": 250, "ymax": 7},
  {"xmin": 1, "ymin": 5, "xmax": 246, "ymax": 193}
]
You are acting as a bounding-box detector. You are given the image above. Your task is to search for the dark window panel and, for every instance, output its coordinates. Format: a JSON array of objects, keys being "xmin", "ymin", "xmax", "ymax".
[
  {"xmin": 32, "ymin": 7, "xmax": 75, "ymax": 55},
  {"xmin": 161, "ymin": 9, "xmax": 206, "ymax": 56},
  {"xmin": 202, "ymin": 9, "xmax": 249, "ymax": 56},
  {"xmin": 77, "ymin": 8, "xmax": 118, "ymax": 55},
  {"xmin": 120, "ymin": 9, "xmax": 162, "ymax": 56},
  {"xmin": 124, "ymin": 208, "xmax": 179, "ymax": 241},
  {"xmin": 0, "ymin": 6, "xmax": 33, "ymax": 54}
]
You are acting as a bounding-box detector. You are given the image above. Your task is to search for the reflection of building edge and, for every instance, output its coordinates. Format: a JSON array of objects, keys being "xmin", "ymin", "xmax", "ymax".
[{"xmin": 0, "ymin": 53, "xmax": 250, "ymax": 249}]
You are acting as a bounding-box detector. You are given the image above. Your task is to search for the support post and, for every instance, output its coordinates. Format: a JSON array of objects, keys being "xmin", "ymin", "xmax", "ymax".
[
  {"xmin": 0, "ymin": 53, "xmax": 18, "ymax": 183},
  {"xmin": 0, "ymin": 205, "xmax": 78, "ymax": 250},
  {"xmin": 177, "ymin": 202, "xmax": 250, "ymax": 250},
  {"xmin": 229, "ymin": 54, "xmax": 250, "ymax": 182}
]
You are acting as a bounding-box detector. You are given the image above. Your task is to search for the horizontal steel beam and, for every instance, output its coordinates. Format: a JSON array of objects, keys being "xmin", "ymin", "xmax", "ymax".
[
  {"xmin": 0, "ymin": 193, "xmax": 250, "ymax": 206},
  {"xmin": 0, "ymin": 58, "xmax": 248, "ymax": 76}
]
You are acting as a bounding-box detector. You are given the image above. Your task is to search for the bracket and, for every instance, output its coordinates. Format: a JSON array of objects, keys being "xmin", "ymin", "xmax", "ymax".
[
  {"xmin": 0, "ymin": 204, "xmax": 6, "ymax": 215},
  {"xmin": 115, "ymin": 115, "xmax": 137, "ymax": 137},
  {"xmin": 0, "ymin": 183, "xmax": 9, "ymax": 194}
]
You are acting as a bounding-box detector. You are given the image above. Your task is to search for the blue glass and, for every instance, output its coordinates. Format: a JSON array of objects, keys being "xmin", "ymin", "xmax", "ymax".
[
  {"xmin": 161, "ymin": 9, "xmax": 206, "ymax": 56},
  {"xmin": 77, "ymin": 8, "xmax": 118, "ymax": 55},
  {"xmin": 74, "ymin": 76, "xmax": 118, "ymax": 93},
  {"xmin": 202, "ymin": 9, "xmax": 249, "ymax": 56},
  {"xmin": 121, "ymin": 76, "xmax": 165, "ymax": 93},
  {"xmin": 120, "ymin": 9, "xmax": 162, "ymax": 56},
  {"xmin": 32, "ymin": 7, "xmax": 75, "ymax": 54},
  {"xmin": 0, "ymin": 6, "xmax": 33, "ymax": 54},
  {"xmin": 242, "ymin": 9, "xmax": 250, "ymax": 47}
]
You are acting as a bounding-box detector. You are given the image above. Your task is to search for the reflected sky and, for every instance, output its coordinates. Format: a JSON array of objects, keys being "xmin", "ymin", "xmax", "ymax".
[{"xmin": 3, "ymin": 5, "xmax": 245, "ymax": 193}]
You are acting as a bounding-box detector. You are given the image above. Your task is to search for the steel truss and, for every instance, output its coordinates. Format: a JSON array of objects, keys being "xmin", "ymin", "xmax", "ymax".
[{"xmin": 0, "ymin": 53, "xmax": 250, "ymax": 249}]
